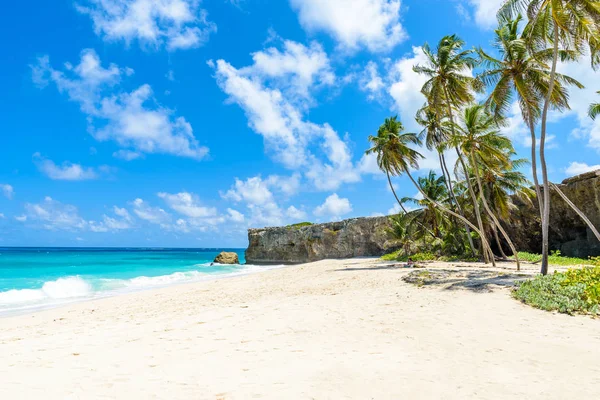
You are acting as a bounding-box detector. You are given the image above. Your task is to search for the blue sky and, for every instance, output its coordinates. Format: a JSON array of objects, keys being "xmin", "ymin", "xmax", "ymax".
[{"xmin": 1, "ymin": 0, "xmax": 599, "ymax": 248}]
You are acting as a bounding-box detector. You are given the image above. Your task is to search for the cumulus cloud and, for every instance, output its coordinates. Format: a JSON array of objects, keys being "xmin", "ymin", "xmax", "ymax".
[
  {"xmin": 31, "ymin": 49, "xmax": 208, "ymax": 160},
  {"xmin": 212, "ymin": 42, "xmax": 360, "ymax": 190},
  {"xmin": 286, "ymin": 205, "xmax": 307, "ymax": 220},
  {"xmin": 289, "ymin": 0, "xmax": 406, "ymax": 53},
  {"xmin": 23, "ymin": 197, "xmax": 88, "ymax": 231},
  {"xmin": 131, "ymin": 198, "xmax": 172, "ymax": 227},
  {"xmin": 359, "ymin": 61, "xmax": 385, "ymax": 101},
  {"xmin": 313, "ymin": 193, "xmax": 352, "ymax": 220},
  {"xmin": 33, "ymin": 153, "xmax": 99, "ymax": 181},
  {"xmin": 226, "ymin": 208, "xmax": 245, "ymax": 223},
  {"xmin": 458, "ymin": 0, "xmax": 504, "ymax": 29},
  {"xmin": 1, "ymin": 184, "xmax": 14, "ymax": 199},
  {"xmin": 158, "ymin": 191, "xmax": 217, "ymax": 218},
  {"xmin": 76, "ymin": 0, "xmax": 216, "ymax": 51},
  {"xmin": 565, "ymin": 162, "xmax": 600, "ymax": 176}
]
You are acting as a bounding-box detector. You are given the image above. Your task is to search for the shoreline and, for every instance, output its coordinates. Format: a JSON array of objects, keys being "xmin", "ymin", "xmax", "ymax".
[{"xmin": 1, "ymin": 258, "xmax": 599, "ymax": 399}]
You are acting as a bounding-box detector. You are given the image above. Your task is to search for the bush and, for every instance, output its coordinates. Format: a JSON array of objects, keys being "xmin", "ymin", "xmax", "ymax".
[
  {"xmin": 286, "ymin": 222, "xmax": 313, "ymax": 230},
  {"xmin": 512, "ymin": 267, "xmax": 600, "ymax": 315}
]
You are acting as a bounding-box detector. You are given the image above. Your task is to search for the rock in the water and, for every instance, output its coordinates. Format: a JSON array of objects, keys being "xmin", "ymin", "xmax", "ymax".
[{"xmin": 214, "ymin": 252, "xmax": 239, "ymax": 264}]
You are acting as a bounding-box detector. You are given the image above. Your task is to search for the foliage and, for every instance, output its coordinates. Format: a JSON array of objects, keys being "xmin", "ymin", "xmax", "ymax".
[
  {"xmin": 286, "ymin": 222, "xmax": 313, "ymax": 230},
  {"xmin": 513, "ymin": 267, "xmax": 600, "ymax": 315},
  {"xmin": 512, "ymin": 251, "xmax": 599, "ymax": 267}
]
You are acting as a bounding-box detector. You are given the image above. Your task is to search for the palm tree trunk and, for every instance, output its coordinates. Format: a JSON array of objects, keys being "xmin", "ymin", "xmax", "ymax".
[
  {"xmin": 470, "ymin": 150, "xmax": 521, "ymax": 270},
  {"xmin": 404, "ymin": 168, "xmax": 496, "ymax": 267},
  {"xmin": 387, "ymin": 170, "xmax": 409, "ymax": 215},
  {"xmin": 527, "ymin": 118, "xmax": 544, "ymax": 217},
  {"xmin": 550, "ymin": 183, "xmax": 600, "ymax": 243},
  {"xmin": 456, "ymin": 148, "xmax": 494, "ymax": 264},
  {"xmin": 492, "ymin": 222, "xmax": 508, "ymax": 259},
  {"xmin": 539, "ymin": 23, "xmax": 559, "ymax": 275},
  {"xmin": 387, "ymin": 170, "xmax": 437, "ymax": 239},
  {"xmin": 440, "ymin": 151, "xmax": 476, "ymax": 256}
]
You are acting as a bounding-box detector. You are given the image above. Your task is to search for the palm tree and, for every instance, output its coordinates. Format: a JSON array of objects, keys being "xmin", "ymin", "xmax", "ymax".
[
  {"xmin": 590, "ymin": 91, "xmax": 600, "ymax": 119},
  {"xmin": 477, "ymin": 14, "xmax": 582, "ymax": 215},
  {"xmin": 499, "ymin": 0, "xmax": 600, "ymax": 274},
  {"xmin": 401, "ymin": 171, "xmax": 450, "ymax": 237},
  {"xmin": 366, "ymin": 116, "xmax": 496, "ymax": 267},
  {"xmin": 413, "ymin": 35, "xmax": 494, "ymax": 263},
  {"xmin": 365, "ymin": 116, "xmax": 414, "ymax": 216},
  {"xmin": 452, "ymin": 104, "xmax": 521, "ymax": 269},
  {"xmin": 415, "ymin": 105, "xmax": 477, "ymax": 254}
]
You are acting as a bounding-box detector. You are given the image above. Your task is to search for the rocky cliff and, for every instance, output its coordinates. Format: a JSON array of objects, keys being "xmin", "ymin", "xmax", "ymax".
[
  {"xmin": 245, "ymin": 170, "xmax": 600, "ymax": 264},
  {"xmin": 245, "ymin": 217, "xmax": 397, "ymax": 264},
  {"xmin": 508, "ymin": 169, "xmax": 600, "ymax": 258}
]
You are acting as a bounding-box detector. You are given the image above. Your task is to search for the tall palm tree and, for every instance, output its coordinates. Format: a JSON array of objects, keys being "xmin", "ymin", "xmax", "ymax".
[
  {"xmin": 413, "ymin": 35, "xmax": 494, "ymax": 263},
  {"xmin": 590, "ymin": 91, "xmax": 600, "ymax": 119},
  {"xmin": 452, "ymin": 104, "xmax": 521, "ymax": 269},
  {"xmin": 366, "ymin": 116, "xmax": 496, "ymax": 267},
  {"xmin": 500, "ymin": 0, "xmax": 600, "ymax": 274},
  {"xmin": 477, "ymin": 14, "xmax": 582, "ymax": 215}
]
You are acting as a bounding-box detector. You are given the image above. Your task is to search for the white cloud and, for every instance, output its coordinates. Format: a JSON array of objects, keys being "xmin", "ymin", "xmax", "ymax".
[
  {"xmin": 131, "ymin": 198, "xmax": 172, "ymax": 226},
  {"xmin": 265, "ymin": 173, "xmax": 302, "ymax": 196},
  {"xmin": 166, "ymin": 70, "xmax": 175, "ymax": 81},
  {"xmin": 286, "ymin": 205, "xmax": 307, "ymax": 220},
  {"xmin": 289, "ymin": 0, "xmax": 406, "ymax": 53},
  {"xmin": 0, "ymin": 213, "xmax": 4, "ymax": 219},
  {"xmin": 227, "ymin": 208, "xmax": 245, "ymax": 223},
  {"xmin": 314, "ymin": 193, "xmax": 352, "ymax": 220},
  {"xmin": 460, "ymin": 0, "xmax": 504, "ymax": 29},
  {"xmin": 32, "ymin": 49, "xmax": 208, "ymax": 160},
  {"xmin": 388, "ymin": 46, "xmax": 429, "ymax": 131},
  {"xmin": 359, "ymin": 61, "xmax": 385, "ymax": 101},
  {"xmin": 221, "ymin": 176, "xmax": 286, "ymax": 227},
  {"xmin": 24, "ymin": 197, "xmax": 87, "ymax": 231},
  {"xmin": 556, "ymin": 56, "xmax": 600, "ymax": 153},
  {"xmin": 1, "ymin": 184, "xmax": 14, "ymax": 199},
  {"xmin": 33, "ymin": 153, "xmax": 99, "ymax": 181},
  {"xmin": 213, "ymin": 49, "xmax": 360, "ymax": 190},
  {"xmin": 76, "ymin": 0, "xmax": 216, "ymax": 51},
  {"xmin": 15, "ymin": 215, "xmax": 27, "ymax": 222},
  {"xmin": 565, "ymin": 162, "xmax": 600, "ymax": 176},
  {"xmin": 158, "ymin": 191, "xmax": 217, "ymax": 218},
  {"xmin": 244, "ymin": 40, "xmax": 335, "ymax": 102}
]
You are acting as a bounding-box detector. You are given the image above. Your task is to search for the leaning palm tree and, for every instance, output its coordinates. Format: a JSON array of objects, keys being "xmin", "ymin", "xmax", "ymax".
[
  {"xmin": 499, "ymin": 0, "xmax": 600, "ymax": 274},
  {"xmin": 365, "ymin": 116, "xmax": 413, "ymax": 216},
  {"xmin": 477, "ymin": 14, "xmax": 582, "ymax": 215},
  {"xmin": 414, "ymin": 35, "xmax": 493, "ymax": 263},
  {"xmin": 402, "ymin": 171, "xmax": 450, "ymax": 237},
  {"xmin": 452, "ymin": 104, "xmax": 521, "ymax": 269},
  {"xmin": 590, "ymin": 91, "xmax": 600, "ymax": 120},
  {"xmin": 366, "ymin": 116, "xmax": 496, "ymax": 266}
]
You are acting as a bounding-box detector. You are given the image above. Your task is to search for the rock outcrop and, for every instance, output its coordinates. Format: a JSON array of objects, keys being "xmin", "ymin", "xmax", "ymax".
[
  {"xmin": 245, "ymin": 217, "xmax": 396, "ymax": 264},
  {"xmin": 214, "ymin": 252, "xmax": 240, "ymax": 265},
  {"xmin": 245, "ymin": 171, "xmax": 600, "ymax": 264},
  {"xmin": 508, "ymin": 169, "xmax": 600, "ymax": 258}
]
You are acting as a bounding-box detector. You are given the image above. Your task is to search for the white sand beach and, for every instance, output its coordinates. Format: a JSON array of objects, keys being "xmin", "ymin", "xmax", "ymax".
[{"xmin": 1, "ymin": 258, "xmax": 599, "ymax": 399}]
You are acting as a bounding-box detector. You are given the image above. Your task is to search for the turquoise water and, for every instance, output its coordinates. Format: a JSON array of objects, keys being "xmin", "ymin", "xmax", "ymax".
[{"xmin": 0, "ymin": 248, "xmax": 269, "ymax": 316}]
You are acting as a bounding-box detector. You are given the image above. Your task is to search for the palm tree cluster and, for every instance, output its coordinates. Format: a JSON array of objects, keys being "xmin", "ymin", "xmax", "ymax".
[{"xmin": 367, "ymin": 2, "xmax": 600, "ymax": 274}]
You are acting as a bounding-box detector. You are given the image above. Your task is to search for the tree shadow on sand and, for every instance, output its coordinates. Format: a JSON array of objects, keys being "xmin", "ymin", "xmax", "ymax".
[{"xmin": 403, "ymin": 270, "xmax": 530, "ymax": 293}]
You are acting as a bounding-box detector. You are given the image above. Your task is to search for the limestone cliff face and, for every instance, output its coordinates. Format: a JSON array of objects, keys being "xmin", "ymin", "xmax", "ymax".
[
  {"xmin": 508, "ymin": 169, "xmax": 600, "ymax": 258},
  {"xmin": 245, "ymin": 217, "xmax": 396, "ymax": 264},
  {"xmin": 245, "ymin": 171, "xmax": 600, "ymax": 264}
]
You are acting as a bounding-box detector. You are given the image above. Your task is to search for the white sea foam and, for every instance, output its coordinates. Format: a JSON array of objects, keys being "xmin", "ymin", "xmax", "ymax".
[{"xmin": 0, "ymin": 264, "xmax": 286, "ymax": 317}]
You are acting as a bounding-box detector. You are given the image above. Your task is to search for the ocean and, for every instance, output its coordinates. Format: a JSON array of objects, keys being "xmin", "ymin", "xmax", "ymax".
[{"xmin": 0, "ymin": 247, "xmax": 275, "ymax": 317}]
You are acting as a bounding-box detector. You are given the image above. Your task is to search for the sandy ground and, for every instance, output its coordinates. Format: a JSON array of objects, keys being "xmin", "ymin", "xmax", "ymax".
[{"xmin": 1, "ymin": 258, "xmax": 599, "ymax": 400}]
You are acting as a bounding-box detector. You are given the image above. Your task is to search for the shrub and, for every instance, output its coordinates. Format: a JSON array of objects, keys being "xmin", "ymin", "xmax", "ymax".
[
  {"xmin": 512, "ymin": 252, "xmax": 598, "ymax": 267},
  {"xmin": 286, "ymin": 222, "xmax": 313, "ymax": 230},
  {"xmin": 512, "ymin": 267, "xmax": 600, "ymax": 315}
]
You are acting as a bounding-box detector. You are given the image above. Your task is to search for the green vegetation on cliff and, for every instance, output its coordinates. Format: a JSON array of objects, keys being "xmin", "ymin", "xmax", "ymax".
[{"xmin": 285, "ymin": 222, "xmax": 313, "ymax": 230}]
